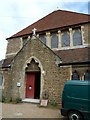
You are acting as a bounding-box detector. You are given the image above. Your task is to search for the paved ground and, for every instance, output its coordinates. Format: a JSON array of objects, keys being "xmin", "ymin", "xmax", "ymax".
[{"xmin": 0, "ymin": 103, "xmax": 67, "ymax": 119}]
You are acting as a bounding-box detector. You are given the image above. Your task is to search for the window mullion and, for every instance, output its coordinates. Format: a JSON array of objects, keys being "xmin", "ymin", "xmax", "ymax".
[{"xmin": 69, "ymin": 28, "xmax": 73, "ymax": 48}]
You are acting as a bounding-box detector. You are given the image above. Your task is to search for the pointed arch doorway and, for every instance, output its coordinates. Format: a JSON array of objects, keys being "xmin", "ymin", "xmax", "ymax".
[{"xmin": 25, "ymin": 59, "xmax": 41, "ymax": 99}]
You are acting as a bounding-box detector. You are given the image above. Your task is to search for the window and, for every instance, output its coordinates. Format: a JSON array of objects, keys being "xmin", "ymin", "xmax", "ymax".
[
  {"xmin": 61, "ymin": 31, "xmax": 70, "ymax": 47},
  {"xmin": 0, "ymin": 74, "xmax": 3, "ymax": 86},
  {"xmin": 72, "ymin": 70, "xmax": 80, "ymax": 80},
  {"xmin": 84, "ymin": 70, "xmax": 90, "ymax": 81},
  {"xmin": 40, "ymin": 35, "xmax": 46, "ymax": 45},
  {"xmin": 73, "ymin": 29, "xmax": 82, "ymax": 46},
  {"xmin": 51, "ymin": 33, "xmax": 58, "ymax": 48}
]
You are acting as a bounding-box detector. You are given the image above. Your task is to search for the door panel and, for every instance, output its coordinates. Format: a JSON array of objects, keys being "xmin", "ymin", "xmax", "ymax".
[{"xmin": 26, "ymin": 73, "xmax": 35, "ymax": 98}]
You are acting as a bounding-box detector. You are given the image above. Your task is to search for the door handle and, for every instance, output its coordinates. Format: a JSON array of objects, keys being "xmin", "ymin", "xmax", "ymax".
[{"xmin": 29, "ymin": 85, "xmax": 32, "ymax": 90}]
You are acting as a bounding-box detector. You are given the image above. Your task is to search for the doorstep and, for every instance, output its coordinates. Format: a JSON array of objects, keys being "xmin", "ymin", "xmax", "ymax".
[{"xmin": 22, "ymin": 98, "xmax": 40, "ymax": 103}]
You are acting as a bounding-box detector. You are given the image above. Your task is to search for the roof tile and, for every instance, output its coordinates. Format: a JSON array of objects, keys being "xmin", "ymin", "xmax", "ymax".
[
  {"xmin": 7, "ymin": 10, "xmax": 90, "ymax": 39},
  {"xmin": 55, "ymin": 47, "xmax": 89, "ymax": 64}
]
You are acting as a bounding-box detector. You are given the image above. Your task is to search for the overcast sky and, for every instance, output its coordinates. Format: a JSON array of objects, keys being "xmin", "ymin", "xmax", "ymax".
[{"xmin": 0, "ymin": 0, "xmax": 89, "ymax": 60}]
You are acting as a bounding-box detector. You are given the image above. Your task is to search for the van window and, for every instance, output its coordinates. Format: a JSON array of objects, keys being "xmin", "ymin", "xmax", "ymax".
[{"xmin": 72, "ymin": 70, "xmax": 80, "ymax": 80}]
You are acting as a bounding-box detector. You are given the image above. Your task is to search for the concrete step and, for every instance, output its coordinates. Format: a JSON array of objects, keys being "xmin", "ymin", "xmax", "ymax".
[{"xmin": 22, "ymin": 99, "xmax": 40, "ymax": 103}]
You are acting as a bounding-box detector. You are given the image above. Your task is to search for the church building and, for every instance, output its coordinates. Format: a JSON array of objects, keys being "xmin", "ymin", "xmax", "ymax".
[{"xmin": 0, "ymin": 10, "xmax": 90, "ymax": 103}]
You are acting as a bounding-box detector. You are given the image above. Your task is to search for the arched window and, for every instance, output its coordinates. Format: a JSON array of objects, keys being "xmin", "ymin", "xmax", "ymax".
[
  {"xmin": 72, "ymin": 70, "xmax": 80, "ymax": 80},
  {"xmin": 73, "ymin": 29, "xmax": 82, "ymax": 46},
  {"xmin": 51, "ymin": 33, "xmax": 58, "ymax": 48},
  {"xmin": 0, "ymin": 74, "xmax": 3, "ymax": 86},
  {"xmin": 84, "ymin": 70, "xmax": 90, "ymax": 81},
  {"xmin": 40, "ymin": 35, "xmax": 46, "ymax": 45},
  {"xmin": 61, "ymin": 32, "xmax": 70, "ymax": 47}
]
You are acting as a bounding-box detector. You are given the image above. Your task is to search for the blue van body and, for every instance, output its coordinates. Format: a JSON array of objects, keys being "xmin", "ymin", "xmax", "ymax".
[{"xmin": 61, "ymin": 80, "xmax": 90, "ymax": 120}]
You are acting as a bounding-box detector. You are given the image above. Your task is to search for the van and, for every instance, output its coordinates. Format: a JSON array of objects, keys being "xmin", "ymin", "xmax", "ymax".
[{"xmin": 61, "ymin": 80, "xmax": 90, "ymax": 120}]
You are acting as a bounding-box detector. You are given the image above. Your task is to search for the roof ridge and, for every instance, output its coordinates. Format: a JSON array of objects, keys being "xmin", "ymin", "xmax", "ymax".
[
  {"xmin": 11, "ymin": 9, "xmax": 90, "ymax": 33},
  {"xmin": 7, "ymin": 11, "xmax": 55, "ymax": 39},
  {"xmin": 6, "ymin": 9, "xmax": 90, "ymax": 40},
  {"xmin": 55, "ymin": 9, "xmax": 89, "ymax": 16}
]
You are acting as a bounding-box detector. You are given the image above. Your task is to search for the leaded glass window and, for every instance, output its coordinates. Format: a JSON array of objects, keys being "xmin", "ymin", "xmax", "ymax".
[
  {"xmin": 40, "ymin": 35, "xmax": 46, "ymax": 45},
  {"xmin": 72, "ymin": 70, "xmax": 80, "ymax": 80},
  {"xmin": 84, "ymin": 70, "xmax": 90, "ymax": 81},
  {"xmin": 73, "ymin": 29, "xmax": 82, "ymax": 46},
  {"xmin": 51, "ymin": 33, "xmax": 58, "ymax": 48},
  {"xmin": 61, "ymin": 32, "xmax": 70, "ymax": 47}
]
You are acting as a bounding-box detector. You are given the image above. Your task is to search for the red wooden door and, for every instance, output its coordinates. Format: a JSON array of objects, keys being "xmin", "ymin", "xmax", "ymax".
[{"xmin": 26, "ymin": 73, "xmax": 35, "ymax": 99}]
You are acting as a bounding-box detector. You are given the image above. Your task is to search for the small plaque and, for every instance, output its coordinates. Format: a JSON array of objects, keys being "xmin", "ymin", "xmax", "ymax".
[
  {"xmin": 17, "ymin": 82, "xmax": 21, "ymax": 87},
  {"xmin": 40, "ymin": 99, "xmax": 48, "ymax": 106}
]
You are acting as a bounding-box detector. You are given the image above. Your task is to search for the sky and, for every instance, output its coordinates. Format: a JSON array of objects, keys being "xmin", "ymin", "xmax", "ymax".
[{"xmin": 0, "ymin": 0, "xmax": 89, "ymax": 61}]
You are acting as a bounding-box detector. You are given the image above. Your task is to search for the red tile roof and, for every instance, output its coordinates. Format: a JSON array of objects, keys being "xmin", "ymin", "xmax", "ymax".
[
  {"xmin": 55, "ymin": 47, "xmax": 89, "ymax": 64},
  {"xmin": 2, "ymin": 57, "xmax": 13, "ymax": 68},
  {"xmin": 7, "ymin": 10, "xmax": 90, "ymax": 39},
  {"xmin": 2, "ymin": 47, "xmax": 89, "ymax": 68}
]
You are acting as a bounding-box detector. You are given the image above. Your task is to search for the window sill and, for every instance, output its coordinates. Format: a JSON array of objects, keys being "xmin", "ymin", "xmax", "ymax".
[{"xmin": 52, "ymin": 45, "xmax": 89, "ymax": 51}]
